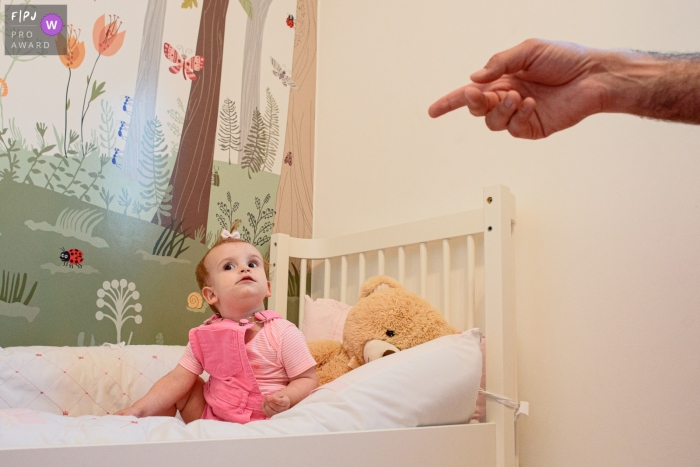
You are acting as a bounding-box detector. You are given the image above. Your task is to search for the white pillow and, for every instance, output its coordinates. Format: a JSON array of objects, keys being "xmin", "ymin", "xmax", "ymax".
[{"xmin": 274, "ymin": 329, "xmax": 483, "ymax": 430}]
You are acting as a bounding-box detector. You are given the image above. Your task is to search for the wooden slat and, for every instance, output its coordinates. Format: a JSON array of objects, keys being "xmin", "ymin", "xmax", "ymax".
[
  {"xmin": 420, "ymin": 242, "xmax": 427, "ymax": 298},
  {"xmin": 268, "ymin": 233, "xmax": 290, "ymax": 318},
  {"xmin": 359, "ymin": 252, "xmax": 366, "ymax": 288},
  {"xmin": 324, "ymin": 258, "xmax": 331, "ymax": 299},
  {"xmin": 442, "ymin": 239, "xmax": 450, "ymax": 323},
  {"xmin": 467, "ymin": 235, "xmax": 475, "ymax": 329},
  {"xmin": 378, "ymin": 249, "xmax": 385, "ymax": 275},
  {"xmin": 398, "ymin": 246, "xmax": 405, "ymax": 285},
  {"xmin": 483, "ymin": 185, "xmax": 517, "ymax": 467},
  {"xmin": 299, "ymin": 258, "xmax": 307, "ymax": 329},
  {"xmin": 341, "ymin": 256, "xmax": 348, "ymax": 303}
]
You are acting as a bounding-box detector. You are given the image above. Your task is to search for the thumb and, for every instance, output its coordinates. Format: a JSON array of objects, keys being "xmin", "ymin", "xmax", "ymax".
[{"xmin": 470, "ymin": 39, "xmax": 544, "ymax": 83}]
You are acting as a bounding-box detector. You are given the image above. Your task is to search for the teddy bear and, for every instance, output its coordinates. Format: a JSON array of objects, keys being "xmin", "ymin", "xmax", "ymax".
[{"xmin": 307, "ymin": 275, "xmax": 458, "ymax": 386}]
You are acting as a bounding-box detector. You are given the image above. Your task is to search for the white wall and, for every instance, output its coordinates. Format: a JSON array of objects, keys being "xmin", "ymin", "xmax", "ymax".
[{"xmin": 314, "ymin": 1, "xmax": 700, "ymax": 466}]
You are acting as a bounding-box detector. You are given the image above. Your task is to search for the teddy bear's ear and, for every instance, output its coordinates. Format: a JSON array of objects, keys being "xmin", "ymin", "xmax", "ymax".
[{"xmin": 358, "ymin": 275, "xmax": 404, "ymax": 299}]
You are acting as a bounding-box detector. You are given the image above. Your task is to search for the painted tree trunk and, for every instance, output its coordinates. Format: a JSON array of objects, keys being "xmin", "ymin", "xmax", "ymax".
[
  {"xmin": 273, "ymin": 0, "xmax": 316, "ymax": 240},
  {"xmin": 237, "ymin": 0, "xmax": 274, "ymax": 165},
  {"xmin": 122, "ymin": 0, "xmax": 167, "ymax": 181},
  {"xmin": 156, "ymin": 0, "xmax": 229, "ymax": 239}
]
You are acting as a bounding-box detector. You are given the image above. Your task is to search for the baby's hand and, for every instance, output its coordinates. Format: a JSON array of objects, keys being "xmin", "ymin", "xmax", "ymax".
[
  {"xmin": 262, "ymin": 392, "xmax": 291, "ymax": 417},
  {"xmin": 114, "ymin": 406, "xmax": 143, "ymax": 417}
]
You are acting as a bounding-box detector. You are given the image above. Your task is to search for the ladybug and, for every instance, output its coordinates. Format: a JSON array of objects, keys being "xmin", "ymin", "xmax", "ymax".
[
  {"xmin": 60, "ymin": 247, "xmax": 84, "ymax": 268},
  {"xmin": 286, "ymin": 14, "xmax": 294, "ymax": 28}
]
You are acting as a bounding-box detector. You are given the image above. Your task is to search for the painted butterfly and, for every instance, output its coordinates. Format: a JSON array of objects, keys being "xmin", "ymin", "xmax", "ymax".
[
  {"xmin": 164, "ymin": 43, "xmax": 205, "ymax": 81},
  {"xmin": 271, "ymin": 57, "xmax": 297, "ymax": 88}
]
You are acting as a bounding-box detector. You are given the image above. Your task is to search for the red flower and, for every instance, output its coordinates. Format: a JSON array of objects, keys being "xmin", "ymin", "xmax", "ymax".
[{"xmin": 92, "ymin": 14, "xmax": 125, "ymax": 56}]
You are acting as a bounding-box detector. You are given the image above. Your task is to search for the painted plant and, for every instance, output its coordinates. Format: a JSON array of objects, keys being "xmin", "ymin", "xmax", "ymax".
[{"xmin": 95, "ymin": 279, "xmax": 142, "ymax": 344}]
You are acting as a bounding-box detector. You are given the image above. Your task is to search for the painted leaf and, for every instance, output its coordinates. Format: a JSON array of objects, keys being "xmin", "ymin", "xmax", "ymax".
[
  {"xmin": 66, "ymin": 99, "xmax": 71, "ymax": 110},
  {"xmin": 90, "ymin": 81, "xmax": 106, "ymax": 103},
  {"xmin": 31, "ymin": 169, "xmax": 40, "ymax": 174},
  {"xmin": 181, "ymin": 0, "xmax": 198, "ymax": 8},
  {"xmin": 239, "ymin": 0, "xmax": 253, "ymax": 19}
]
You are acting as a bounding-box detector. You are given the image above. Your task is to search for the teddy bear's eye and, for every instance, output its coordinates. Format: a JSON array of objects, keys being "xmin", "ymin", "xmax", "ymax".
[{"xmin": 385, "ymin": 330, "xmax": 395, "ymax": 337}]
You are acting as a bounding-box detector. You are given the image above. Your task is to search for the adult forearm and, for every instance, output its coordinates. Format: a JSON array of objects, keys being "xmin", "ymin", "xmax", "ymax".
[{"xmin": 600, "ymin": 49, "xmax": 700, "ymax": 124}]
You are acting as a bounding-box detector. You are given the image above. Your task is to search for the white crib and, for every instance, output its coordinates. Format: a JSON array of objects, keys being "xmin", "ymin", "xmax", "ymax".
[{"xmin": 0, "ymin": 184, "xmax": 521, "ymax": 467}]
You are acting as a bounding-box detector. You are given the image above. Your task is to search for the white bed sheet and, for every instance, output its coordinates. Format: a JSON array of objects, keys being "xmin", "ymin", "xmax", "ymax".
[{"xmin": 0, "ymin": 330, "xmax": 482, "ymax": 449}]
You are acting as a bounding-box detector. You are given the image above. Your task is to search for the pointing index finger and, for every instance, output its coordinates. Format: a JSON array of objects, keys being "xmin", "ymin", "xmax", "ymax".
[{"xmin": 429, "ymin": 86, "xmax": 487, "ymax": 118}]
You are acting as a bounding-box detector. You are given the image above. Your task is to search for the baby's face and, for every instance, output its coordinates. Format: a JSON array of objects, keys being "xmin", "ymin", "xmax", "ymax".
[{"xmin": 202, "ymin": 242, "xmax": 271, "ymax": 317}]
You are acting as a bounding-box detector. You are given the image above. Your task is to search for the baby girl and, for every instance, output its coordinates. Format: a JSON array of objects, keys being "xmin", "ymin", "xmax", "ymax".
[{"xmin": 116, "ymin": 230, "xmax": 318, "ymax": 423}]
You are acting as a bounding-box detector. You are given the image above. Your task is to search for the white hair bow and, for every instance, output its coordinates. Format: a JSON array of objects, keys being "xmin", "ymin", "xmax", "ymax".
[{"xmin": 221, "ymin": 230, "xmax": 241, "ymax": 240}]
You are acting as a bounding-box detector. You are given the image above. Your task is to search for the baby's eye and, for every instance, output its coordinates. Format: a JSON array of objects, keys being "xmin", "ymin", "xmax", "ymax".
[
  {"xmin": 248, "ymin": 262, "xmax": 258, "ymax": 268},
  {"xmin": 224, "ymin": 263, "xmax": 234, "ymax": 270}
]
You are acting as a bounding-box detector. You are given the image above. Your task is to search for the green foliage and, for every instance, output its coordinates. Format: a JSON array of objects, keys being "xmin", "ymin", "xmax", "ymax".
[
  {"xmin": 131, "ymin": 199, "xmax": 146, "ymax": 219},
  {"xmin": 61, "ymin": 140, "xmax": 98, "ymax": 196},
  {"xmin": 242, "ymin": 108, "xmax": 266, "ymax": 179},
  {"xmin": 9, "ymin": 118, "xmax": 26, "ymax": 150},
  {"xmin": 118, "ymin": 188, "xmax": 133, "ymax": 215},
  {"xmin": 77, "ymin": 332, "xmax": 96, "ymax": 346},
  {"xmin": 262, "ymin": 88, "xmax": 279, "ymax": 172},
  {"xmin": 181, "ymin": 0, "xmax": 198, "ymax": 8},
  {"xmin": 239, "ymin": 0, "xmax": 253, "ymax": 19},
  {"xmin": 100, "ymin": 187, "xmax": 114, "ymax": 211},
  {"xmin": 90, "ymin": 81, "xmax": 106, "ymax": 105},
  {"xmin": 167, "ymin": 98, "xmax": 185, "ymax": 137},
  {"xmin": 0, "ymin": 128, "xmax": 20, "ymax": 182},
  {"xmin": 138, "ymin": 117, "xmax": 172, "ymax": 223},
  {"xmin": 44, "ymin": 129, "xmax": 77, "ymax": 190},
  {"xmin": 0, "ymin": 271, "xmax": 38, "ymax": 306},
  {"xmin": 55, "ymin": 207, "xmax": 104, "ymax": 235},
  {"xmin": 23, "ymin": 122, "xmax": 55, "ymax": 185},
  {"xmin": 194, "ymin": 225, "xmax": 206, "ymax": 243},
  {"xmin": 99, "ymin": 99, "xmax": 116, "ymax": 157},
  {"xmin": 217, "ymin": 98, "xmax": 240, "ymax": 165},
  {"xmin": 153, "ymin": 218, "xmax": 190, "ymax": 258},
  {"xmin": 239, "ymin": 194, "xmax": 275, "ymax": 247},
  {"xmin": 79, "ymin": 151, "xmax": 110, "ymax": 202},
  {"xmin": 216, "ymin": 191, "xmax": 239, "ymax": 231},
  {"xmin": 206, "ymin": 228, "xmax": 222, "ymax": 248}
]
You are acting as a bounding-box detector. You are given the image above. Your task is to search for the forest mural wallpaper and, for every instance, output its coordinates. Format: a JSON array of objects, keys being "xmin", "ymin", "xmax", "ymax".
[{"xmin": 0, "ymin": 0, "xmax": 317, "ymax": 347}]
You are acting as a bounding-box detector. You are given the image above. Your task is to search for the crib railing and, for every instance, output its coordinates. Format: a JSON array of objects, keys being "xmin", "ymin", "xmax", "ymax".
[
  {"xmin": 269, "ymin": 184, "xmax": 518, "ymax": 467},
  {"xmin": 269, "ymin": 206, "xmax": 485, "ymax": 329}
]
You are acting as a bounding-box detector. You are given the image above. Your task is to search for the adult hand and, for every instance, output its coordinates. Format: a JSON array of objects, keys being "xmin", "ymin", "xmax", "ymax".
[
  {"xmin": 428, "ymin": 39, "xmax": 607, "ymax": 139},
  {"xmin": 262, "ymin": 392, "xmax": 291, "ymax": 417}
]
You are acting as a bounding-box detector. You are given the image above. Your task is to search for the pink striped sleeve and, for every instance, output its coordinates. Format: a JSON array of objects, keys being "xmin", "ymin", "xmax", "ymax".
[
  {"xmin": 277, "ymin": 321, "xmax": 317, "ymax": 378},
  {"xmin": 178, "ymin": 342, "xmax": 204, "ymax": 375}
]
